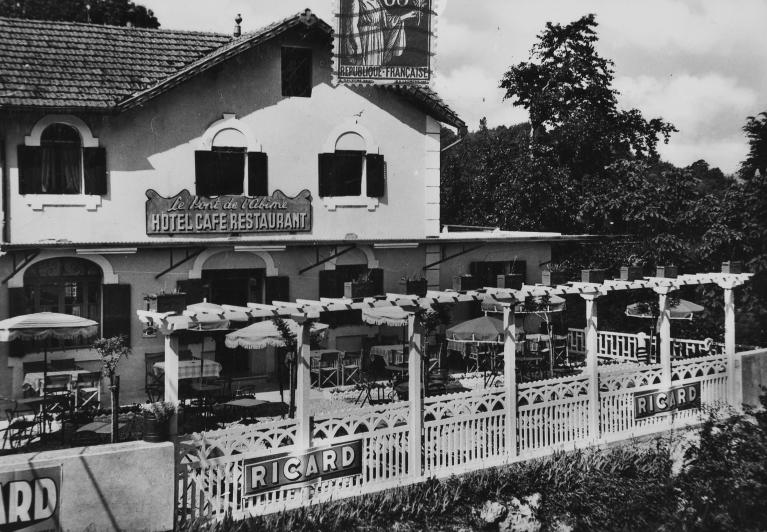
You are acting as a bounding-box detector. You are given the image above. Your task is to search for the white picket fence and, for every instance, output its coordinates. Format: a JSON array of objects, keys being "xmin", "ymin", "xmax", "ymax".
[
  {"xmin": 176, "ymin": 353, "xmax": 731, "ymax": 524},
  {"xmin": 567, "ymin": 328, "xmax": 725, "ymax": 362}
]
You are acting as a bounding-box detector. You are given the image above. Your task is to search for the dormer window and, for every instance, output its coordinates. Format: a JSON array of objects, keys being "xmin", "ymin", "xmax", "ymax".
[
  {"xmin": 18, "ymin": 121, "xmax": 106, "ymax": 196},
  {"xmin": 282, "ymin": 46, "xmax": 312, "ymax": 97},
  {"xmin": 194, "ymin": 127, "xmax": 268, "ymax": 197}
]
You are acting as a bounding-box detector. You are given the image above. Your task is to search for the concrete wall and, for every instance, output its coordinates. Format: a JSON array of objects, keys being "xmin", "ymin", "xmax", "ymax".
[
  {"xmin": 2, "ymin": 28, "xmax": 433, "ymax": 245},
  {"xmin": 741, "ymin": 349, "xmax": 767, "ymax": 408},
  {"xmin": 0, "ymin": 440, "xmax": 174, "ymax": 531}
]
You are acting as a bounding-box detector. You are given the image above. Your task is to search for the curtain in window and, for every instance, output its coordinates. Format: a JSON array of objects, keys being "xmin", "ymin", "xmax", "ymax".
[{"xmin": 40, "ymin": 145, "xmax": 81, "ymax": 194}]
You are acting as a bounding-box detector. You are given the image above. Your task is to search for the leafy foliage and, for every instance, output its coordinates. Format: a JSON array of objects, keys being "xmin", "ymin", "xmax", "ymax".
[
  {"xmin": 0, "ymin": 0, "xmax": 160, "ymax": 28},
  {"xmin": 92, "ymin": 335, "xmax": 130, "ymax": 384},
  {"xmin": 740, "ymin": 112, "xmax": 767, "ymax": 179}
]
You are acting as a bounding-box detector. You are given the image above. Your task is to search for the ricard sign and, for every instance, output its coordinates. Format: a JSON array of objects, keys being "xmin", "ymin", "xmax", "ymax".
[
  {"xmin": 243, "ymin": 441, "xmax": 363, "ymax": 496},
  {"xmin": 145, "ymin": 189, "xmax": 312, "ymax": 235},
  {"xmin": 634, "ymin": 382, "xmax": 701, "ymax": 420},
  {"xmin": 0, "ymin": 466, "xmax": 60, "ymax": 531}
]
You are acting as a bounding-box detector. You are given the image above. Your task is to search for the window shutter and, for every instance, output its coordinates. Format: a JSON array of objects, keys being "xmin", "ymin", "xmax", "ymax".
[
  {"xmin": 367, "ymin": 268, "xmax": 384, "ymax": 296},
  {"xmin": 318, "ymin": 153, "xmax": 336, "ymax": 197},
  {"xmin": 195, "ymin": 151, "xmax": 217, "ymax": 196},
  {"xmin": 265, "ymin": 276, "xmax": 289, "ymax": 305},
  {"xmin": 102, "ymin": 284, "xmax": 132, "ymax": 343},
  {"xmin": 8, "ymin": 287, "xmax": 30, "ymax": 316},
  {"xmin": 196, "ymin": 151, "xmax": 245, "ymax": 196},
  {"xmin": 366, "ymin": 154, "xmax": 385, "ymax": 197},
  {"xmin": 83, "ymin": 147, "xmax": 107, "ymax": 195},
  {"xmin": 177, "ymin": 279, "xmax": 206, "ymax": 307},
  {"xmin": 319, "ymin": 270, "xmax": 339, "ymax": 298},
  {"xmin": 511, "ymin": 261, "xmax": 527, "ymax": 282},
  {"xmin": 17, "ymin": 145, "xmax": 42, "ymax": 194},
  {"xmin": 247, "ymin": 152, "xmax": 269, "ymax": 196}
]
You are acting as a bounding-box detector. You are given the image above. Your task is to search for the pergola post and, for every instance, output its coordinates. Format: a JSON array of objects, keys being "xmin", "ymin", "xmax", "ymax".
[
  {"xmin": 296, "ymin": 319, "xmax": 312, "ymax": 450},
  {"xmin": 720, "ymin": 282, "xmax": 742, "ymax": 410},
  {"xmin": 164, "ymin": 334, "xmax": 180, "ymax": 436},
  {"xmin": 502, "ymin": 306, "xmax": 517, "ymax": 459},
  {"xmin": 655, "ymin": 286, "xmax": 672, "ymax": 388},
  {"xmin": 582, "ymin": 294, "xmax": 600, "ymax": 441},
  {"xmin": 407, "ymin": 313, "xmax": 423, "ymax": 478}
]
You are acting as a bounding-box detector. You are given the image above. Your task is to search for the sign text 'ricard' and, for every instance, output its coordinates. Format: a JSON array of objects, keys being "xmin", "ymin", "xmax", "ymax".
[
  {"xmin": 634, "ymin": 382, "xmax": 701, "ymax": 420},
  {"xmin": 243, "ymin": 441, "xmax": 363, "ymax": 496},
  {"xmin": 0, "ymin": 466, "xmax": 61, "ymax": 532},
  {"xmin": 145, "ymin": 189, "xmax": 312, "ymax": 235}
]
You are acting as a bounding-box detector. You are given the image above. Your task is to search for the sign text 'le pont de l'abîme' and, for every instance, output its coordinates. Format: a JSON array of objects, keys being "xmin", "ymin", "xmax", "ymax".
[{"xmin": 145, "ymin": 189, "xmax": 312, "ymax": 235}]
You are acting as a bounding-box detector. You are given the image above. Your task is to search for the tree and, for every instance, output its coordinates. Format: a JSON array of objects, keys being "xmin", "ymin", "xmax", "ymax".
[
  {"xmin": 499, "ymin": 14, "xmax": 675, "ymax": 179},
  {"xmin": 93, "ymin": 335, "xmax": 130, "ymax": 443},
  {"xmin": 0, "ymin": 0, "xmax": 160, "ymax": 28},
  {"xmin": 740, "ymin": 112, "xmax": 767, "ymax": 179}
]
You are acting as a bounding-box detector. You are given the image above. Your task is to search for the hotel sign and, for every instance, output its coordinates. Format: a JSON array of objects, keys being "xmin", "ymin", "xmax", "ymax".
[
  {"xmin": 0, "ymin": 466, "xmax": 61, "ymax": 531},
  {"xmin": 243, "ymin": 441, "xmax": 363, "ymax": 496},
  {"xmin": 145, "ymin": 189, "xmax": 312, "ymax": 235},
  {"xmin": 634, "ymin": 382, "xmax": 701, "ymax": 420},
  {"xmin": 335, "ymin": 0, "xmax": 434, "ymax": 85}
]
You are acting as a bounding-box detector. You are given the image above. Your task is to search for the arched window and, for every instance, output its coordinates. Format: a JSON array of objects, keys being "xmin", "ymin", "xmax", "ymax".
[
  {"xmin": 24, "ymin": 258, "xmax": 102, "ymax": 322},
  {"xmin": 195, "ymin": 126, "xmax": 268, "ymax": 197},
  {"xmin": 18, "ymin": 118, "xmax": 107, "ymax": 196},
  {"xmin": 318, "ymin": 132, "xmax": 385, "ymax": 199}
]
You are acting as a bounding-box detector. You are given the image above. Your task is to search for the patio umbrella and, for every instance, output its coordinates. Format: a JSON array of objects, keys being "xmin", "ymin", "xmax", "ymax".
[
  {"xmin": 225, "ymin": 319, "xmax": 329, "ymax": 350},
  {"xmin": 446, "ymin": 315, "xmax": 505, "ymax": 344},
  {"xmin": 625, "ymin": 299, "xmax": 704, "ymax": 321},
  {"xmin": 0, "ymin": 312, "xmax": 98, "ymax": 435},
  {"xmin": 481, "ymin": 293, "xmax": 566, "ymax": 314},
  {"xmin": 361, "ymin": 306, "xmax": 411, "ymax": 327}
]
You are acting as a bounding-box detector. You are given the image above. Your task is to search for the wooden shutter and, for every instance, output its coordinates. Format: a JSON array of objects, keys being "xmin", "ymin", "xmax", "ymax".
[
  {"xmin": 195, "ymin": 151, "xmax": 217, "ymax": 196},
  {"xmin": 247, "ymin": 152, "xmax": 269, "ymax": 196},
  {"xmin": 511, "ymin": 261, "xmax": 527, "ymax": 282},
  {"xmin": 367, "ymin": 268, "xmax": 384, "ymax": 296},
  {"xmin": 102, "ymin": 284, "xmax": 132, "ymax": 343},
  {"xmin": 318, "ymin": 153, "xmax": 336, "ymax": 197},
  {"xmin": 195, "ymin": 151, "xmax": 244, "ymax": 196},
  {"xmin": 17, "ymin": 145, "xmax": 42, "ymax": 194},
  {"xmin": 177, "ymin": 279, "xmax": 206, "ymax": 306},
  {"xmin": 366, "ymin": 154, "xmax": 385, "ymax": 198},
  {"xmin": 265, "ymin": 276, "xmax": 289, "ymax": 305},
  {"xmin": 83, "ymin": 147, "xmax": 107, "ymax": 195},
  {"xmin": 8, "ymin": 287, "xmax": 30, "ymax": 316},
  {"xmin": 319, "ymin": 270, "xmax": 339, "ymax": 298}
]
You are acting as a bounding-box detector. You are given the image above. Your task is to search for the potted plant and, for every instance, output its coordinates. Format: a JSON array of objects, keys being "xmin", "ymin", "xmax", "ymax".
[
  {"xmin": 93, "ymin": 335, "xmax": 130, "ymax": 443},
  {"xmin": 581, "ymin": 267, "xmax": 607, "ymax": 284},
  {"xmin": 452, "ymin": 274, "xmax": 478, "ymax": 291},
  {"xmin": 541, "ymin": 262, "xmax": 572, "ymax": 286},
  {"xmin": 620, "ymin": 255, "xmax": 645, "ymax": 281},
  {"xmin": 496, "ymin": 273, "xmax": 523, "ymax": 290},
  {"xmin": 141, "ymin": 401, "xmax": 178, "ymax": 443},
  {"xmin": 721, "ymin": 261, "xmax": 743, "ymax": 274},
  {"xmin": 656, "ymin": 265, "xmax": 678, "ymax": 278},
  {"xmin": 400, "ymin": 276, "xmax": 428, "ymax": 297},
  {"xmin": 344, "ymin": 271, "xmax": 378, "ymax": 299}
]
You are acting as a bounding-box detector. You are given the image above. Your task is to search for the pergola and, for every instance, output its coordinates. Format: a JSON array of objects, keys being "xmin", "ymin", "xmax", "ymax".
[{"xmin": 137, "ymin": 270, "xmax": 752, "ymax": 451}]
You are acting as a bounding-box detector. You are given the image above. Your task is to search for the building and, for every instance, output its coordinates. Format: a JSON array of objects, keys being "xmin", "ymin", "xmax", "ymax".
[{"xmin": 0, "ymin": 10, "xmax": 590, "ymax": 403}]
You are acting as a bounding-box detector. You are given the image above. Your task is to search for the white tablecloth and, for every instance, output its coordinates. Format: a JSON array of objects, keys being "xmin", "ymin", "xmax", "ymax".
[
  {"xmin": 369, "ymin": 345, "xmax": 405, "ymax": 365},
  {"xmin": 153, "ymin": 359, "xmax": 222, "ymax": 380},
  {"xmin": 23, "ymin": 370, "xmax": 90, "ymax": 393}
]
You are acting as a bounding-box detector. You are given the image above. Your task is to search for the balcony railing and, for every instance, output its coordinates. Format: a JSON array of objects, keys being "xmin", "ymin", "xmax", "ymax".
[{"xmin": 567, "ymin": 328, "xmax": 726, "ymax": 362}]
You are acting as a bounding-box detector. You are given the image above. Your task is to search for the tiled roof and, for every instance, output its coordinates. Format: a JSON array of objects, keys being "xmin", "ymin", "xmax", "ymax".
[
  {"xmin": 0, "ymin": 16, "xmax": 231, "ymax": 108},
  {"xmin": 0, "ymin": 11, "xmax": 463, "ymax": 128}
]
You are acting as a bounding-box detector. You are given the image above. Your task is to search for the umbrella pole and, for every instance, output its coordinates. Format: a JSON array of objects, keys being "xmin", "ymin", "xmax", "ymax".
[{"xmin": 42, "ymin": 342, "xmax": 47, "ymax": 437}]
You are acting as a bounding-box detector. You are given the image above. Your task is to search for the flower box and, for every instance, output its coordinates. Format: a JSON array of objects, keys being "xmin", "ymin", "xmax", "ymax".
[
  {"xmin": 581, "ymin": 269, "xmax": 607, "ymax": 284},
  {"xmin": 541, "ymin": 271, "xmax": 570, "ymax": 286},
  {"xmin": 452, "ymin": 275, "xmax": 478, "ymax": 291},
  {"xmin": 496, "ymin": 273, "xmax": 523, "ymax": 290},
  {"xmin": 655, "ymin": 266, "xmax": 678, "ymax": 279},
  {"xmin": 156, "ymin": 293, "xmax": 186, "ymax": 314},
  {"xmin": 619, "ymin": 266, "xmax": 644, "ymax": 281},
  {"xmin": 400, "ymin": 278, "xmax": 428, "ymax": 297},
  {"xmin": 721, "ymin": 261, "xmax": 742, "ymax": 274}
]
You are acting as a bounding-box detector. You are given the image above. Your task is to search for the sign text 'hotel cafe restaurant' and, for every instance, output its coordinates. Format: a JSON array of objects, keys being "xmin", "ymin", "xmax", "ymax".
[{"xmin": 146, "ymin": 189, "xmax": 313, "ymax": 235}]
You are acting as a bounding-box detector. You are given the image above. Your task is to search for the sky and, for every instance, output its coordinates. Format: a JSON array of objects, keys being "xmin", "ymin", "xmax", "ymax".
[{"xmin": 141, "ymin": 0, "xmax": 767, "ymax": 175}]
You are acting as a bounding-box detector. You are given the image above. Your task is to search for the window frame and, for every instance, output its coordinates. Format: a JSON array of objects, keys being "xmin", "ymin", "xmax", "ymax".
[{"xmin": 281, "ymin": 46, "xmax": 313, "ymax": 98}]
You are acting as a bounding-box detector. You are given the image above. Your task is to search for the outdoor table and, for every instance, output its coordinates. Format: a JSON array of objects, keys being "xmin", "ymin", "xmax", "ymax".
[
  {"xmin": 23, "ymin": 369, "xmax": 90, "ymax": 394},
  {"xmin": 153, "ymin": 359, "xmax": 222, "ymax": 380},
  {"xmin": 225, "ymin": 397, "xmax": 268, "ymax": 423},
  {"xmin": 369, "ymin": 344, "xmax": 405, "ymax": 365}
]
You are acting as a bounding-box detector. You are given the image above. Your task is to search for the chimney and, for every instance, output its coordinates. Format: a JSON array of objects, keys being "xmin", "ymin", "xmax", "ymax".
[{"xmin": 233, "ymin": 14, "xmax": 242, "ymax": 38}]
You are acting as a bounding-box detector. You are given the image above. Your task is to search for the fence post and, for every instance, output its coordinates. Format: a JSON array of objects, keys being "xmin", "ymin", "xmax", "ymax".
[
  {"xmin": 408, "ymin": 313, "xmax": 423, "ymax": 478},
  {"xmin": 654, "ymin": 286, "xmax": 672, "ymax": 389},
  {"xmin": 164, "ymin": 334, "xmax": 180, "ymax": 436},
  {"xmin": 296, "ymin": 319, "xmax": 312, "ymax": 450},
  {"xmin": 582, "ymin": 294, "xmax": 600, "ymax": 442},
  {"xmin": 503, "ymin": 307, "xmax": 517, "ymax": 460},
  {"xmin": 719, "ymin": 281, "xmax": 742, "ymax": 410}
]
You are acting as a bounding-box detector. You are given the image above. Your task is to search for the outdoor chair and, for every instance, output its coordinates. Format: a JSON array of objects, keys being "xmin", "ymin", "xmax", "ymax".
[
  {"xmin": 311, "ymin": 352, "xmax": 340, "ymax": 388},
  {"xmin": 3, "ymin": 403, "xmax": 37, "ymax": 450},
  {"xmin": 468, "ymin": 344, "xmax": 490, "ymax": 373},
  {"xmin": 341, "ymin": 351, "xmax": 362, "ymax": 385},
  {"xmin": 426, "ymin": 344, "xmax": 442, "ymax": 373},
  {"xmin": 553, "ymin": 335, "xmax": 569, "ymax": 367},
  {"xmin": 144, "ymin": 352, "xmax": 165, "ymax": 402},
  {"xmin": 43, "ymin": 374, "xmax": 73, "ymax": 414},
  {"xmin": 75, "ymin": 371, "xmax": 102, "ymax": 412}
]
